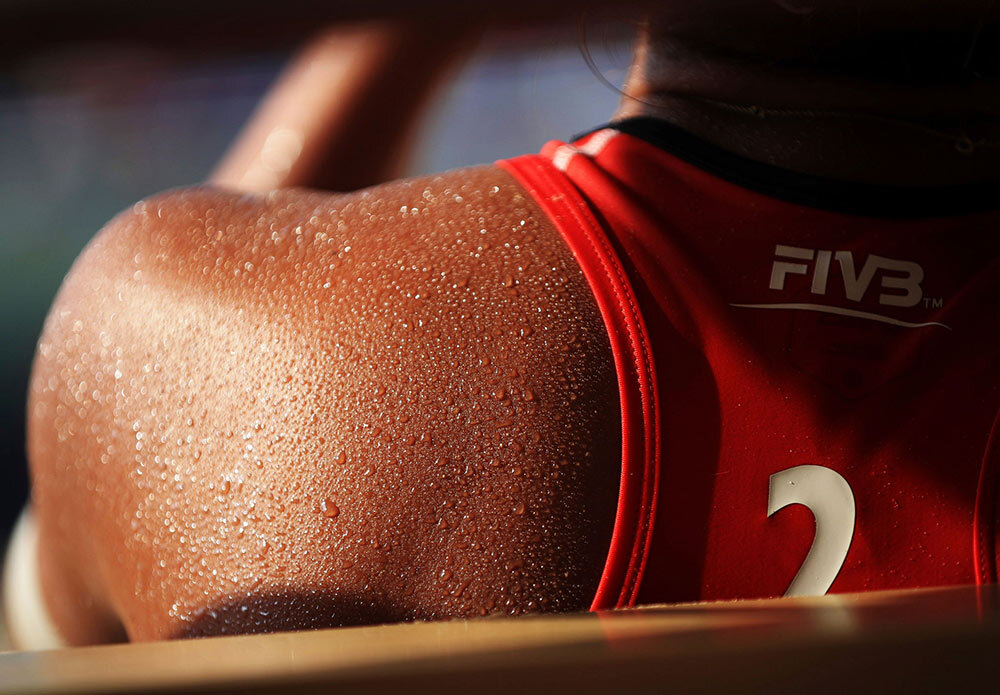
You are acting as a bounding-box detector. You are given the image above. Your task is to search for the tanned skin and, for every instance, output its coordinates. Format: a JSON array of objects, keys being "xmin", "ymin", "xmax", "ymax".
[
  {"xmin": 27, "ymin": 21, "xmax": 619, "ymax": 644},
  {"xmin": 25, "ymin": 0, "xmax": 1000, "ymax": 644},
  {"xmin": 29, "ymin": 170, "xmax": 621, "ymax": 643}
]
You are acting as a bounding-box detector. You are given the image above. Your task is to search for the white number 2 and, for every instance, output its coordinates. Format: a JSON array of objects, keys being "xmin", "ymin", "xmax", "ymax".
[{"xmin": 767, "ymin": 465, "xmax": 856, "ymax": 597}]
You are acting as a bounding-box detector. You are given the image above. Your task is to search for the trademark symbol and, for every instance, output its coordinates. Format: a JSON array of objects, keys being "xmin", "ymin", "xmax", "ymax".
[{"xmin": 923, "ymin": 297, "xmax": 944, "ymax": 309}]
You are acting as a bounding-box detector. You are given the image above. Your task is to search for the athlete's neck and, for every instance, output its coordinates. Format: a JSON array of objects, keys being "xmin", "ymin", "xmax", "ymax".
[{"xmin": 615, "ymin": 25, "xmax": 1000, "ymax": 186}]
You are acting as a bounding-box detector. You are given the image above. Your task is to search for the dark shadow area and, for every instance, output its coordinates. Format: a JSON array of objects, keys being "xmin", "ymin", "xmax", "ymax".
[{"xmin": 171, "ymin": 589, "xmax": 416, "ymax": 640}]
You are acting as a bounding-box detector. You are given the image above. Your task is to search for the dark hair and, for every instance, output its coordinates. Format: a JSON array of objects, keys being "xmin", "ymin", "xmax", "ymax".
[{"xmin": 639, "ymin": 2, "xmax": 1000, "ymax": 83}]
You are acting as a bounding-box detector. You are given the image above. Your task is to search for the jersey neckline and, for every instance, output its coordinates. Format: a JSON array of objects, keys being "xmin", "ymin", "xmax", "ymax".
[{"xmin": 578, "ymin": 117, "xmax": 999, "ymax": 219}]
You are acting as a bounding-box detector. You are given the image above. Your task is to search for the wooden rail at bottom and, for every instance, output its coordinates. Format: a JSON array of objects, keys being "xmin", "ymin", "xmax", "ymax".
[{"xmin": 2, "ymin": 585, "xmax": 999, "ymax": 694}]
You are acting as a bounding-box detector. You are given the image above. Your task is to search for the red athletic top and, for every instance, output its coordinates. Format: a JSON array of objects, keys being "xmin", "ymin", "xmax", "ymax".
[{"xmin": 497, "ymin": 118, "xmax": 1000, "ymax": 611}]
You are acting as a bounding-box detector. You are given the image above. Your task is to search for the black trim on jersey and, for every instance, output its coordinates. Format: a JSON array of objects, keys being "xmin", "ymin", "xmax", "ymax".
[{"xmin": 575, "ymin": 117, "xmax": 999, "ymax": 218}]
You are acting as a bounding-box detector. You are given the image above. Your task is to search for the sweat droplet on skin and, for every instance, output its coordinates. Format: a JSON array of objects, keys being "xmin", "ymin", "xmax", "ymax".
[{"xmin": 321, "ymin": 498, "xmax": 340, "ymax": 518}]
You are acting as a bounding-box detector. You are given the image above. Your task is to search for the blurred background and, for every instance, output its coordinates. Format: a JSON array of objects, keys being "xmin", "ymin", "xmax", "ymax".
[{"xmin": 0, "ymin": 14, "xmax": 631, "ymax": 547}]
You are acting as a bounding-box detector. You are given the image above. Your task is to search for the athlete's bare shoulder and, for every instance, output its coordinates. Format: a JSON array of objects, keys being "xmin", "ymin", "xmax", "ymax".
[{"xmin": 27, "ymin": 165, "xmax": 621, "ymax": 642}]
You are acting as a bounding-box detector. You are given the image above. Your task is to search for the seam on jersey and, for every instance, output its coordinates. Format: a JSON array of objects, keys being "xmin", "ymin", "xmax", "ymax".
[
  {"xmin": 497, "ymin": 153, "xmax": 660, "ymax": 609},
  {"xmin": 974, "ymin": 409, "xmax": 1000, "ymax": 584},
  {"xmin": 530, "ymin": 158, "xmax": 659, "ymax": 606},
  {"xmin": 497, "ymin": 155, "xmax": 652, "ymax": 607}
]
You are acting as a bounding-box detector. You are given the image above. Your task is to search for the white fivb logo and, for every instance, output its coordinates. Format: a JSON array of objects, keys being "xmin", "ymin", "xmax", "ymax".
[
  {"xmin": 769, "ymin": 245, "xmax": 924, "ymax": 308},
  {"xmin": 730, "ymin": 244, "xmax": 949, "ymax": 330}
]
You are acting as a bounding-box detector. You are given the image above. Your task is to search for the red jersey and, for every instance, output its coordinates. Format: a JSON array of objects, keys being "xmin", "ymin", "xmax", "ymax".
[{"xmin": 497, "ymin": 118, "xmax": 1000, "ymax": 610}]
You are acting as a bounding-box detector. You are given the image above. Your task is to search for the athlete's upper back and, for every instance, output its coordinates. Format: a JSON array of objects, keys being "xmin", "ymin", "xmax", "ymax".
[
  {"xmin": 500, "ymin": 117, "xmax": 1000, "ymax": 606},
  {"xmin": 24, "ymin": 166, "xmax": 622, "ymax": 643},
  {"xmin": 20, "ymin": 117, "xmax": 1000, "ymax": 644}
]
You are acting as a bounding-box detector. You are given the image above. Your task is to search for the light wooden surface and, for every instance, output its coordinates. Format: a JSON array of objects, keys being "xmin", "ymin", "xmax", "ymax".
[
  {"xmin": 0, "ymin": 603, "xmax": 8, "ymax": 653},
  {"xmin": 2, "ymin": 585, "xmax": 999, "ymax": 694}
]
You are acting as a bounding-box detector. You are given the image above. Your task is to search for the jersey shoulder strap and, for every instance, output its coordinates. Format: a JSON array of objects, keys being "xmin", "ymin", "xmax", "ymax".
[{"xmin": 496, "ymin": 151, "xmax": 660, "ymax": 609}]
